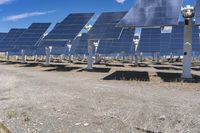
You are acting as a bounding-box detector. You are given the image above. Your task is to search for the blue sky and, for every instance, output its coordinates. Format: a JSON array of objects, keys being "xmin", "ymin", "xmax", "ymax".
[{"xmin": 0, "ymin": 0, "xmax": 197, "ymax": 32}]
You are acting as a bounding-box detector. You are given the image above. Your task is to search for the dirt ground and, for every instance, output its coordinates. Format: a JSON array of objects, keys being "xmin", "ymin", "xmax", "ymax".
[{"xmin": 0, "ymin": 62, "xmax": 200, "ymax": 133}]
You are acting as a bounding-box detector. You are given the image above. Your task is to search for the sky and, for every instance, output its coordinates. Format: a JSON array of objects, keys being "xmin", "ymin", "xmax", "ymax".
[{"xmin": 0, "ymin": 0, "xmax": 197, "ymax": 33}]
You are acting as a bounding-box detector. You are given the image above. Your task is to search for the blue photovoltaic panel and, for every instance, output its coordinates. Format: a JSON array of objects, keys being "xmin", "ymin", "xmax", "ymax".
[
  {"xmin": 36, "ymin": 47, "xmax": 46, "ymax": 55},
  {"xmin": 88, "ymin": 12, "xmax": 127, "ymax": 40},
  {"xmin": 192, "ymin": 26, "xmax": 200, "ymax": 51},
  {"xmin": 13, "ymin": 23, "xmax": 51, "ymax": 50},
  {"xmin": 96, "ymin": 40, "xmax": 112, "ymax": 55},
  {"xmin": 138, "ymin": 28, "xmax": 161, "ymax": 53},
  {"xmin": 0, "ymin": 33, "xmax": 7, "ymax": 41},
  {"xmin": 0, "ymin": 29, "xmax": 26, "ymax": 52},
  {"xmin": 43, "ymin": 13, "xmax": 94, "ymax": 42},
  {"xmin": 97, "ymin": 28, "xmax": 135, "ymax": 55},
  {"xmin": 169, "ymin": 22, "xmax": 184, "ymax": 55},
  {"xmin": 71, "ymin": 33, "xmax": 92, "ymax": 55},
  {"xmin": 40, "ymin": 40, "xmax": 68, "ymax": 47},
  {"xmin": 195, "ymin": 0, "xmax": 200, "ymax": 25},
  {"xmin": 117, "ymin": 0, "xmax": 183, "ymax": 27},
  {"xmin": 51, "ymin": 47, "xmax": 68, "ymax": 55},
  {"xmin": 160, "ymin": 32, "xmax": 171, "ymax": 55},
  {"xmin": 161, "ymin": 22, "xmax": 200, "ymax": 55}
]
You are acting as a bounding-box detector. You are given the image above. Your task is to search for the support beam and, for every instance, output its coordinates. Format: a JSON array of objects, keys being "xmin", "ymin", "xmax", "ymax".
[
  {"xmin": 156, "ymin": 52, "xmax": 160, "ymax": 64},
  {"xmin": 140, "ymin": 52, "xmax": 143, "ymax": 62},
  {"xmin": 87, "ymin": 40, "xmax": 94, "ymax": 70},
  {"xmin": 21, "ymin": 49, "xmax": 26, "ymax": 64},
  {"xmin": 6, "ymin": 52, "xmax": 9, "ymax": 62},
  {"xmin": 135, "ymin": 53, "xmax": 138, "ymax": 66},
  {"xmin": 34, "ymin": 55, "xmax": 38, "ymax": 62},
  {"xmin": 44, "ymin": 47, "xmax": 51, "ymax": 66},
  {"xmin": 182, "ymin": 6, "xmax": 194, "ymax": 79}
]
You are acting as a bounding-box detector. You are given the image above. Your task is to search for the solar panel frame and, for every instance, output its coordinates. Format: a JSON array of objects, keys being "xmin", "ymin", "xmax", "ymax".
[
  {"xmin": 88, "ymin": 12, "xmax": 127, "ymax": 40},
  {"xmin": 97, "ymin": 28, "xmax": 135, "ymax": 55},
  {"xmin": 192, "ymin": 26, "xmax": 200, "ymax": 51},
  {"xmin": 138, "ymin": 28, "xmax": 161, "ymax": 53},
  {"xmin": 0, "ymin": 29, "xmax": 26, "ymax": 52},
  {"xmin": 0, "ymin": 33, "xmax": 7, "ymax": 41},
  {"xmin": 13, "ymin": 23, "xmax": 51, "ymax": 51},
  {"xmin": 117, "ymin": 0, "xmax": 183, "ymax": 27},
  {"xmin": 195, "ymin": 0, "xmax": 200, "ymax": 25},
  {"xmin": 71, "ymin": 33, "xmax": 93, "ymax": 55},
  {"xmin": 43, "ymin": 13, "xmax": 94, "ymax": 42}
]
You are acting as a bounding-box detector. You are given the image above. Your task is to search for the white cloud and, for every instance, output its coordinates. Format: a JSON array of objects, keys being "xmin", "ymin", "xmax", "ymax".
[
  {"xmin": 0, "ymin": 0, "xmax": 13, "ymax": 5},
  {"xmin": 3, "ymin": 10, "xmax": 56, "ymax": 21},
  {"xmin": 116, "ymin": 0, "xmax": 126, "ymax": 4}
]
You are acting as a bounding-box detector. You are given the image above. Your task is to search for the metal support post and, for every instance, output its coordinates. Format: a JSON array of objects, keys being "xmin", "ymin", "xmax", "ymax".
[{"xmin": 87, "ymin": 40, "xmax": 94, "ymax": 70}]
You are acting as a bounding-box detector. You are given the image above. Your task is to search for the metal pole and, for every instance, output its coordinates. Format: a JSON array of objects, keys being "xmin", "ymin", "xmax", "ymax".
[
  {"xmin": 87, "ymin": 40, "xmax": 94, "ymax": 70},
  {"xmin": 45, "ymin": 47, "xmax": 51, "ymax": 66},
  {"xmin": 34, "ymin": 55, "xmax": 38, "ymax": 62},
  {"xmin": 6, "ymin": 52, "xmax": 9, "ymax": 62},
  {"xmin": 156, "ymin": 52, "xmax": 160, "ymax": 63},
  {"xmin": 21, "ymin": 49, "xmax": 26, "ymax": 64},
  {"xmin": 140, "ymin": 52, "xmax": 143, "ymax": 62},
  {"xmin": 182, "ymin": 6, "xmax": 194, "ymax": 79}
]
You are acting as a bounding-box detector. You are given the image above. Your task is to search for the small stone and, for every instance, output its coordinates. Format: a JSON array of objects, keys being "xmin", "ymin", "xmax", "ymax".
[
  {"xmin": 75, "ymin": 123, "xmax": 81, "ymax": 126},
  {"xmin": 159, "ymin": 115, "xmax": 166, "ymax": 121},
  {"xmin": 83, "ymin": 123, "xmax": 89, "ymax": 127},
  {"xmin": 97, "ymin": 129, "xmax": 102, "ymax": 132}
]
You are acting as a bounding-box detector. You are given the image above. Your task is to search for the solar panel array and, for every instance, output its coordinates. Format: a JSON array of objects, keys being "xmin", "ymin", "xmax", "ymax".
[
  {"xmin": 160, "ymin": 32, "xmax": 171, "ymax": 55},
  {"xmin": 0, "ymin": 33, "xmax": 7, "ymax": 41},
  {"xmin": 117, "ymin": 0, "xmax": 183, "ymax": 27},
  {"xmin": 138, "ymin": 28, "xmax": 161, "ymax": 53},
  {"xmin": 97, "ymin": 28, "xmax": 135, "ymax": 55},
  {"xmin": 0, "ymin": 29, "xmax": 26, "ymax": 52},
  {"xmin": 71, "ymin": 33, "xmax": 91, "ymax": 55},
  {"xmin": 13, "ymin": 23, "xmax": 51, "ymax": 50},
  {"xmin": 192, "ymin": 26, "xmax": 200, "ymax": 51},
  {"xmin": 41, "ymin": 13, "xmax": 94, "ymax": 48},
  {"xmin": 195, "ymin": 0, "xmax": 200, "ymax": 25},
  {"xmin": 168, "ymin": 22, "xmax": 184, "ymax": 55},
  {"xmin": 88, "ymin": 12, "xmax": 127, "ymax": 40},
  {"xmin": 51, "ymin": 47, "xmax": 69, "ymax": 55}
]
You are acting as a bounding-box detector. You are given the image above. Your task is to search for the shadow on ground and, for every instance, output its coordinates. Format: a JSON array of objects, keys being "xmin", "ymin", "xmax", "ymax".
[
  {"xmin": 103, "ymin": 71, "xmax": 150, "ymax": 81},
  {"xmin": 192, "ymin": 67, "xmax": 200, "ymax": 71},
  {"xmin": 19, "ymin": 63, "xmax": 41, "ymax": 67},
  {"xmin": 136, "ymin": 127, "xmax": 162, "ymax": 133},
  {"xmin": 44, "ymin": 66, "xmax": 81, "ymax": 72},
  {"xmin": 105, "ymin": 64, "xmax": 124, "ymax": 67},
  {"xmin": 154, "ymin": 67, "xmax": 182, "ymax": 70},
  {"xmin": 157, "ymin": 72, "xmax": 200, "ymax": 83},
  {"xmin": 1, "ymin": 61, "xmax": 21, "ymax": 65},
  {"xmin": 78, "ymin": 67, "xmax": 111, "ymax": 73}
]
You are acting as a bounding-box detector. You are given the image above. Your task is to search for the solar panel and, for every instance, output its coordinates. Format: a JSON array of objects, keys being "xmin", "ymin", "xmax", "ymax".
[
  {"xmin": 43, "ymin": 13, "xmax": 94, "ymax": 43},
  {"xmin": 160, "ymin": 32, "xmax": 171, "ymax": 55},
  {"xmin": 160, "ymin": 22, "xmax": 200, "ymax": 55},
  {"xmin": 88, "ymin": 12, "xmax": 127, "ymax": 40},
  {"xmin": 71, "ymin": 33, "xmax": 91, "ymax": 55},
  {"xmin": 13, "ymin": 23, "xmax": 51, "ymax": 50},
  {"xmin": 51, "ymin": 47, "xmax": 68, "ymax": 55},
  {"xmin": 0, "ymin": 33, "xmax": 7, "ymax": 41},
  {"xmin": 97, "ymin": 28, "xmax": 135, "ymax": 55},
  {"xmin": 117, "ymin": 0, "xmax": 183, "ymax": 27},
  {"xmin": 0, "ymin": 29, "xmax": 26, "ymax": 52},
  {"xmin": 169, "ymin": 22, "xmax": 184, "ymax": 55},
  {"xmin": 192, "ymin": 26, "xmax": 200, "ymax": 51},
  {"xmin": 195, "ymin": 0, "xmax": 200, "ymax": 25},
  {"xmin": 138, "ymin": 28, "xmax": 161, "ymax": 53}
]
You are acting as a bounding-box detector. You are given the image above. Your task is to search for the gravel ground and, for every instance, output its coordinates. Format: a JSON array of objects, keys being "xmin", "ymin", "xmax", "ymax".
[{"xmin": 0, "ymin": 63, "xmax": 200, "ymax": 133}]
